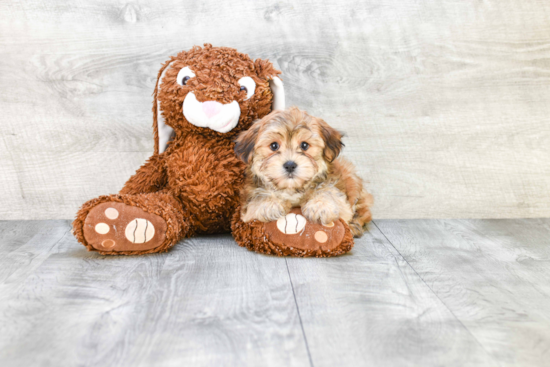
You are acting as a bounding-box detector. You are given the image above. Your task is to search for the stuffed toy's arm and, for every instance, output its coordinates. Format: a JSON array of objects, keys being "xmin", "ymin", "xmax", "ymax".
[{"xmin": 119, "ymin": 154, "xmax": 167, "ymax": 195}]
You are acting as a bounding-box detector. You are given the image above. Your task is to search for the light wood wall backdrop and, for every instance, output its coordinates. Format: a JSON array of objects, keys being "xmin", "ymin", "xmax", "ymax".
[{"xmin": 1, "ymin": 0, "xmax": 549, "ymax": 220}]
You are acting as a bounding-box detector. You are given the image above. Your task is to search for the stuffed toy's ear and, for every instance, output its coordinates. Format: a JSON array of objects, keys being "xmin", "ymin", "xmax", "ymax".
[
  {"xmin": 152, "ymin": 59, "xmax": 176, "ymax": 155},
  {"xmin": 269, "ymin": 77, "xmax": 285, "ymax": 111},
  {"xmin": 254, "ymin": 58, "xmax": 285, "ymax": 112}
]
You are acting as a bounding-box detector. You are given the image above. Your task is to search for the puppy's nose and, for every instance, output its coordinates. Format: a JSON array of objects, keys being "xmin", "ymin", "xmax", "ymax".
[
  {"xmin": 283, "ymin": 161, "xmax": 297, "ymax": 173},
  {"xmin": 202, "ymin": 101, "xmax": 222, "ymax": 118}
]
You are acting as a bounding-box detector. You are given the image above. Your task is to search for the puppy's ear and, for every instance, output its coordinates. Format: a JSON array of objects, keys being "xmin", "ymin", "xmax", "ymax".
[
  {"xmin": 317, "ymin": 118, "xmax": 344, "ymax": 163},
  {"xmin": 234, "ymin": 121, "xmax": 262, "ymax": 164}
]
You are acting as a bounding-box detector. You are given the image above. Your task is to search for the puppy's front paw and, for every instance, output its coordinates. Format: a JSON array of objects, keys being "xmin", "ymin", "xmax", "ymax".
[
  {"xmin": 302, "ymin": 198, "xmax": 340, "ymax": 225},
  {"xmin": 242, "ymin": 200, "xmax": 288, "ymax": 223}
]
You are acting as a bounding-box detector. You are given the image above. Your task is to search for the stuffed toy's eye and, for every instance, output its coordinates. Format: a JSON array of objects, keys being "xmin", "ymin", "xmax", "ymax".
[
  {"xmin": 177, "ymin": 67, "xmax": 195, "ymax": 86},
  {"xmin": 300, "ymin": 142, "xmax": 309, "ymax": 151},
  {"xmin": 270, "ymin": 142, "xmax": 279, "ymax": 151},
  {"xmin": 238, "ymin": 76, "xmax": 256, "ymax": 100}
]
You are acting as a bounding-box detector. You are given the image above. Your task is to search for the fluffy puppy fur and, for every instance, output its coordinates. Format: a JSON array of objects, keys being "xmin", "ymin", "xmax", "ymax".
[{"xmin": 234, "ymin": 107, "xmax": 373, "ymax": 237}]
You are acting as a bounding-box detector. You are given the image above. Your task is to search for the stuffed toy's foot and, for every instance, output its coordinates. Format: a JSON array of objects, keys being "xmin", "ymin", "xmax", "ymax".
[
  {"xmin": 232, "ymin": 208, "xmax": 354, "ymax": 257},
  {"xmin": 73, "ymin": 193, "xmax": 188, "ymax": 255},
  {"xmin": 82, "ymin": 202, "xmax": 167, "ymax": 253}
]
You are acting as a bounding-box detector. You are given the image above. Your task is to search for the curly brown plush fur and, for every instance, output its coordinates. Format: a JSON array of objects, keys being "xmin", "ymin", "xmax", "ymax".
[
  {"xmin": 73, "ymin": 192, "xmax": 186, "ymax": 255},
  {"xmin": 73, "ymin": 44, "xmax": 358, "ymax": 257},
  {"xmin": 73, "ymin": 44, "xmax": 280, "ymax": 254},
  {"xmin": 231, "ymin": 206, "xmax": 355, "ymax": 257}
]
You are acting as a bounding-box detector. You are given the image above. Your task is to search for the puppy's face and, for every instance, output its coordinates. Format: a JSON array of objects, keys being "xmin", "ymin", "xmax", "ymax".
[{"xmin": 235, "ymin": 107, "xmax": 343, "ymax": 190}]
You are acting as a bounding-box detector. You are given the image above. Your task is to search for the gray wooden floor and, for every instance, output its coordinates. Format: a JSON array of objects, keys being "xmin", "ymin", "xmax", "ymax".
[{"xmin": 1, "ymin": 219, "xmax": 549, "ymax": 367}]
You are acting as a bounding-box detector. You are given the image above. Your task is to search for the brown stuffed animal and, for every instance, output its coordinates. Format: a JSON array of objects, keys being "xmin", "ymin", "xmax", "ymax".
[{"xmin": 73, "ymin": 44, "xmax": 355, "ymax": 257}]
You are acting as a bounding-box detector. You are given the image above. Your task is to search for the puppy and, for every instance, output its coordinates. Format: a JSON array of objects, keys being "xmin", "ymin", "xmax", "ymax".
[{"xmin": 234, "ymin": 107, "xmax": 373, "ymax": 237}]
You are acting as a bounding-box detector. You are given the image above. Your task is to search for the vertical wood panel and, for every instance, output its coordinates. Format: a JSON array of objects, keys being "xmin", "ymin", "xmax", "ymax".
[{"xmin": 1, "ymin": 0, "xmax": 550, "ymax": 219}]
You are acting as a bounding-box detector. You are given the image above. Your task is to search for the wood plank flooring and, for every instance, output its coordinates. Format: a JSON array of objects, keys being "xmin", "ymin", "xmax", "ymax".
[{"xmin": 1, "ymin": 219, "xmax": 549, "ymax": 366}]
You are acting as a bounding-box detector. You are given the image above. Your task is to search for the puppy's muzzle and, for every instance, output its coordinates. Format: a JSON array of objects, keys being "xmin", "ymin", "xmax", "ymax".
[{"xmin": 283, "ymin": 160, "xmax": 297, "ymax": 174}]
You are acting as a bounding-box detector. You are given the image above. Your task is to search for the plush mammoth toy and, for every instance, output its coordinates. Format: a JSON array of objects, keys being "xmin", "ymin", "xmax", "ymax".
[{"xmin": 73, "ymin": 44, "xmax": 354, "ymax": 257}]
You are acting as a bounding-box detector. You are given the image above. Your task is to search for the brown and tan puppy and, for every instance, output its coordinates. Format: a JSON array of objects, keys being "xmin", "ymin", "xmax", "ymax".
[
  {"xmin": 73, "ymin": 44, "xmax": 366, "ymax": 257},
  {"xmin": 235, "ymin": 107, "xmax": 373, "ymax": 237}
]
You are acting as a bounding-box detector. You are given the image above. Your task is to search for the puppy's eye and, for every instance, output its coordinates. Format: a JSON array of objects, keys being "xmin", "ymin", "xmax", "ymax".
[
  {"xmin": 238, "ymin": 76, "xmax": 256, "ymax": 100},
  {"xmin": 300, "ymin": 142, "xmax": 310, "ymax": 151},
  {"xmin": 177, "ymin": 67, "xmax": 195, "ymax": 86},
  {"xmin": 270, "ymin": 142, "xmax": 279, "ymax": 151}
]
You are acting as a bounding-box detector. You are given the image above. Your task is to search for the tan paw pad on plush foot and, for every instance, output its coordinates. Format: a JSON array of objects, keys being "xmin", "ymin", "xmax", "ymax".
[
  {"xmin": 265, "ymin": 208, "xmax": 347, "ymax": 253},
  {"xmin": 83, "ymin": 202, "xmax": 166, "ymax": 253}
]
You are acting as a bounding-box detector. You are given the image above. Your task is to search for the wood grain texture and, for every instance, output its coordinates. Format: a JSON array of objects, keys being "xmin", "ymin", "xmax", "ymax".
[
  {"xmin": 0, "ymin": 221, "xmax": 309, "ymax": 367},
  {"xmin": 375, "ymin": 218, "xmax": 550, "ymax": 367},
  {"xmin": 285, "ymin": 223, "xmax": 497, "ymax": 367},
  {"xmin": 0, "ymin": 220, "xmax": 54, "ymax": 255},
  {"xmin": 2, "ymin": 219, "xmax": 550, "ymax": 366},
  {"xmin": 1, "ymin": 0, "xmax": 550, "ymax": 220}
]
